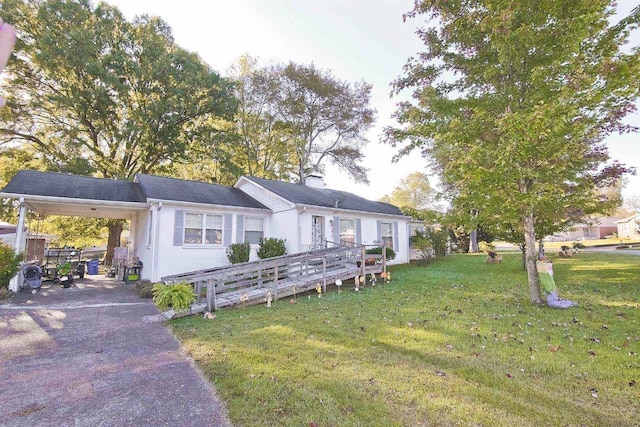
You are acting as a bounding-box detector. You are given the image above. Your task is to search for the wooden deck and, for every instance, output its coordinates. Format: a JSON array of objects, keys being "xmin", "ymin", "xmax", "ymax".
[{"xmin": 161, "ymin": 244, "xmax": 386, "ymax": 315}]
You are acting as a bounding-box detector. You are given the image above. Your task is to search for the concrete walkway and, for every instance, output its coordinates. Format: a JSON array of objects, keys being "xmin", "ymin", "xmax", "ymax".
[{"xmin": 0, "ymin": 276, "xmax": 232, "ymax": 427}]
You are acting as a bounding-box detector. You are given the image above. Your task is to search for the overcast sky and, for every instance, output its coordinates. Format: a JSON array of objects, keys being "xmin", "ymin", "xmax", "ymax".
[{"xmin": 103, "ymin": 0, "xmax": 640, "ymax": 201}]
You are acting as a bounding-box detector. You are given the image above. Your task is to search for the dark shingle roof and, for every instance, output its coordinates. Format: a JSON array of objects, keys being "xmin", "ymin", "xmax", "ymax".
[
  {"xmin": 245, "ymin": 176, "xmax": 404, "ymax": 216},
  {"xmin": 136, "ymin": 174, "xmax": 267, "ymax": 209},
  {"xmin": 1, "ymin": 170, "xmax": 146, "ymax": 203}
]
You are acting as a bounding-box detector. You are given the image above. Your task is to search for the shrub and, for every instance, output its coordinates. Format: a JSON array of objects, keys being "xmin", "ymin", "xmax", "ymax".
[
  {"xmin": 226, "ymin": 242, "xmax": 251, "ymax": 264},
  {"xmin": 365, "ymin": 246, "xmax": 396, "ymax": 260},
  {"xmin": 478, "ymin": 241, "xmax": 496, "ymax": 253},
  {"xmin": 257, "ymin": 237, "xmax": 287, "ymax": 259},
  {"xmin": 0, "ymin": 242, "xmax": 22, "ymax": 290},
  {"xmin": 412, "ymin": 227, "xmax": 448, "ymax": 258},
  {"xmin": 152, "ymin": 282, "xmax": 196, "ymax": 311},
  {"xmin": 135, "ymin": 279, "xmax": 154, "ymax": 298}
]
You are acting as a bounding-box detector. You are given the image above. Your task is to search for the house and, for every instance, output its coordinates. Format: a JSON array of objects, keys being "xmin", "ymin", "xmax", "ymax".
[
  {"xmin": 562, "ymin": 216, "xmax": 622, "ymax": 240},
  {"xmin": 616, "ymin": 214, "xmax": 640, "ymax": 239},
  {"xmin": 1, "ymin": 170, "xmax": 411, "ymax": 290}
]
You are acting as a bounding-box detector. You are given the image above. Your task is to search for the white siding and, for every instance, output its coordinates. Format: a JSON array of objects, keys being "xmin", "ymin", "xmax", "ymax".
[
  {"xmin": 267, "ymin": 209, "xmax": 300, "ymax": 255},
  {"xmin": 150, "ymin": 205, "xmax": 264, "ymax": 281}
]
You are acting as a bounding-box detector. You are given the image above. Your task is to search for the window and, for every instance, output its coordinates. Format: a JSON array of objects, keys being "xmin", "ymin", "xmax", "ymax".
[
  {"xmin": 184, "ymin": 213, "xmax": 222, "ymax": 245},
  {"xmin": 244, "ymin": 217, "xmax": 264, "ymax": 244},
  {"xmin": 380, "ymin": 221, "xmax": 393, "ymax": 249},
  {"xmin": 339, "ymin": 218, "xmax": 355, "ymax": 246}
]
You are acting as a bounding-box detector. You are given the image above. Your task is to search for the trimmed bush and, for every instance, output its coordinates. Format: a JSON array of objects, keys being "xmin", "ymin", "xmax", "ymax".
[
  {"xmin": 0, "ymin": 242, "xmax": 22, "ymax": 290},
  {"xmin": 478, "ymin": 241, "xmax": 496, "ymax": 253},
  {"xmin": 257, "ymin": 237, "xmax": 287, "ymax": 259},
  {"xmin": 365, "ymin": 246, "xmax": 396, "ymax": 260},
  {"xmin": 152, "ymin": 282, "xmax": 196, "ymax": 311},
  {"xmin": 227, "ymin": 242, "xmax": 251, "ymax": 264},
  {"xmin": 135, "ymin": 279, "xmax": 154, "ymax": 298}
]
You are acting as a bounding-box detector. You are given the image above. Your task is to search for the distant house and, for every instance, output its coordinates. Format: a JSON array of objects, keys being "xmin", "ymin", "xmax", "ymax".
[
  {"xmin": 1, "ymin": 170, "xmax": 410, "ymax": 289},
  {"xmin": 616, "ymin": 214, "xmax": 640, "ymax": 239},
  {"xmin": 564, "ymin": 216, "xmax": 621, "ymax": 240}
]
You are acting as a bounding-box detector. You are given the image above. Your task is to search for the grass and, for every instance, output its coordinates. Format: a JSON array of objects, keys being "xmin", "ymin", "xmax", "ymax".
[{"xmin": 171, "ymin": 252, "xmax": 640, "ymax": 426}]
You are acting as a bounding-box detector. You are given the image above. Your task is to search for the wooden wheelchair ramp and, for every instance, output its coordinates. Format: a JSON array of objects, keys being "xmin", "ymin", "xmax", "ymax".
[{"xmin": 161, "ymin": 244, "xmax": 386, "ymax": 315}]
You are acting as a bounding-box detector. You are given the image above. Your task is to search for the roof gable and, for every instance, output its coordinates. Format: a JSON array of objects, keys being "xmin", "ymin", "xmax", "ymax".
[
  {"xmin": 242, "ymin": 176, "xmax": 405, "ymax": 216},
  {"xmin": 135, "ymin": 174, "xmax": 267, "ymax": 209}
]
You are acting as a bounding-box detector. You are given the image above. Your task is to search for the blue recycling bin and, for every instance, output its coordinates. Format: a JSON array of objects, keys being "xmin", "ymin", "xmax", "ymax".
[{"xmin": 87, "ymin": 259, "xmax": 100, "ymax": 275}]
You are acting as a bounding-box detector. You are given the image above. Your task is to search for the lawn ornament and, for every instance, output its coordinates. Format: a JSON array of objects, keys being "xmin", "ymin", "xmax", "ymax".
[
  {"xmin": 335, "ymin": 279, "xmax": 343, "ymax": 293},
  {"xmin": 354, "ymin": 275, "xmax": 360, "ymax": 291},
  {"xmin": 536, "ymin": 255, "xmax": 577, "ymax": 309},
  {"xmin": 316, "ymin": 283, "xmax": 322, "ymax": 298},
  {"xmin": 240, "ymin": 292, "xmax": 249, "ymax": 308},
  {"xmin": 486, "ymin": 251, "xmax": 502, "ymax": 264},
  {"xmin": 266, "ymin": 290, "xmax": 273, "ymax": 308},
  {"xmin": 370, "ymin": 273, "xmax": 377, "ymax": 286},
  {"xmin": 203, "ymin": 311, "xmax": 216, "ymax": 319},
  {"xmin": 385, "ymin": 271, "xmax": 391, "ymax": 283}
]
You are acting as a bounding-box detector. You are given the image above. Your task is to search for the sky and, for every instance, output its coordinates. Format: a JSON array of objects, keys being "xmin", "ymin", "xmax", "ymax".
[{"xmin": 102, "ymin": 0, "xmax": 640, "ymax": 202}]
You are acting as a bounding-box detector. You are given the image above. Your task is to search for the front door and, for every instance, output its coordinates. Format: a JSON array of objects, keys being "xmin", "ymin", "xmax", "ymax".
[{"xmin": 312, "ymin": 216, "xmax": 324, "ymax": 250}]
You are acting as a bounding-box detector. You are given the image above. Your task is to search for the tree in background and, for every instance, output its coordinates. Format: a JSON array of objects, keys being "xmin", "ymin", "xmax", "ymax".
[
  {"xmin": 264, "ymin": 62, "xmax": 376, "ymax": 184},
  {"xmin": 0, "ymin": 0, "xmax": 237, "ymax": 263},
  {"xmin": 380, "ymin": 172, "xmax": 438, "ymax": 211},
  {"xmin": 225, "ymin": 55, "xmax": 294, "ymax": 182},
  {"xmin": 385, "ymin": 1, "xmax": 639, "ymax": 304}
]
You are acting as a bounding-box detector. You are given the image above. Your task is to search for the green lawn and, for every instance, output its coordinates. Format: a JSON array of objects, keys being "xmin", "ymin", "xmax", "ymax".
[{"xmin": 171, "ymin": 252, "xmax": 640, "ymax": 426}]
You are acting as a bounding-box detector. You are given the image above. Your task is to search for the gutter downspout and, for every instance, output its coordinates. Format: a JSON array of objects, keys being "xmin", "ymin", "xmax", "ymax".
[
  {"xmin": 9, "ymin": 198, "xmax": 26, "ymax": 292},
  {"xmin": 151, "ymin": 202, "xmax": 162, "ymax": 281}
]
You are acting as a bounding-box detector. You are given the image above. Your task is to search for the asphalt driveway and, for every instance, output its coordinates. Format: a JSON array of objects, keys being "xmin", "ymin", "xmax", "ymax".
[{"xmin": 0, "ymin": 276, "xmax": 231, "ymax": 427}]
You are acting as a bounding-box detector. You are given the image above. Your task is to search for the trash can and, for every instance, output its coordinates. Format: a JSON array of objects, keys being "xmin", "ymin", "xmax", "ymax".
[{"xmin": 87, "ymin": 259, "xmax": 100, "ymax": 275}]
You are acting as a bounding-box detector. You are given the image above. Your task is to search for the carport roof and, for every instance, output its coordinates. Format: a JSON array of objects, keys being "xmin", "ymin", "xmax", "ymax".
[
  {"xmin": 0, "ymin": 170, "xmax": 269, "ymax": 219},
  {"xmin": 2, "ymin": 170, "xmax": 147, "ymax": 202},
  {"xmin": 0, "ymin": 170, "xmax": 149, "ymax": 219}
]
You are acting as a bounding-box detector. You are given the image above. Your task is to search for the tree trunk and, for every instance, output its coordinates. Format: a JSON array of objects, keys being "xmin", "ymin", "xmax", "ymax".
[
  {"xmin": 523, "ymin": 213, "xmax": 543, "ymax": 304},
  {"xmin": 105, "ymin": 219, "xmax": 124, "ymax": 266},
  {"xmin": 520, "ymin": 246, "xmax": 526, "ymax": 271},
  {"xmin": 469, "ymin": 229, "xmax": 478, "ymax": 253}
]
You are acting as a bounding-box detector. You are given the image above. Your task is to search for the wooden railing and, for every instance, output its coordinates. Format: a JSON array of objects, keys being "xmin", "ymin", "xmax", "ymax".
[{"xmin": 161, "ymin": 243, "xmax": 387, "ymax": 312}]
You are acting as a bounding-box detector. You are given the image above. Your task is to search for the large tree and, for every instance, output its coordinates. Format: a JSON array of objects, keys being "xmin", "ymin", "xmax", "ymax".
[
  {"xmin": 385, "ymin": 1, "xmax": 639, "ymax": 303},
  {"xmin": 380, "ymin": 171, "xmax": 437, "ymax": 211},
  {"xmin": 265, "ymin": 62, "xmax": 376, "ymax": 184},
  {"xmin": 0, "ymin": 0, "xmax": 237, "ymax": 263},
  {"xmin": 224, "ymin": 54, "xmax": 294, "ymax": 182}
]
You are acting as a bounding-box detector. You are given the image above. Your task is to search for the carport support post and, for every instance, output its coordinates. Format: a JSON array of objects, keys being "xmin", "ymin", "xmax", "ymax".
[{"xmin": 9, "ymin": 199, "xmax": 27, "ymax": 292}]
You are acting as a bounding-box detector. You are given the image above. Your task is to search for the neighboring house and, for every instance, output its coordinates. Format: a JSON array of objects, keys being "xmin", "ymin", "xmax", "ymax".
[
  {"xmin": 0, "ymin": 221, "xmax": 22, "ymax": 249},
  {"xmin": 563, "ymin": 216, "xmax": 621, "ymax": 240},
  {"xmin": 1, "ymin": 170, "xmax": 410, "ymax": 288},
  {"xmin": 616, "ymin": 214, "xmax": 640, "ymax": 239}
]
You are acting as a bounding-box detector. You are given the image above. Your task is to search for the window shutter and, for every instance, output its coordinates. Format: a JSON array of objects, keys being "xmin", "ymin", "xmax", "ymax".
[
  {"xmin": 355, "ymin": 218, "xmax": 362, "ymax": 244},
  {"xmin": 333, "ymin": 216, "xmax": 340, "ymax": 245},
  {"xmin": 376, "ymin": 220, "xmax": 381, "ymax": 244},
  {"xmin": 223, "ymin": 213, "xmax": 233, "ymax": 246},
  {"xmin": 236, "ymin": 214, "xmax": 245, "ymax": 243},
  {"xmin": 393, "ymin": 221, "xmax": 399, "ymax": 252},
  {"xmin": 173, "ymin": 210, "xmax": 184, "ymax": 246}
]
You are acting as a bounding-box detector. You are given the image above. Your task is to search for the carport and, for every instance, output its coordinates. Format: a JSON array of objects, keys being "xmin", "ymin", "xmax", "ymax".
[{"xmin": 1, "ymin": 170, "xmax": 149, "ymax": 292}]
